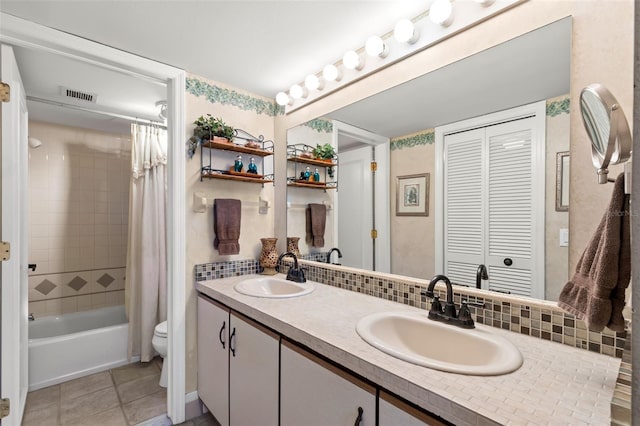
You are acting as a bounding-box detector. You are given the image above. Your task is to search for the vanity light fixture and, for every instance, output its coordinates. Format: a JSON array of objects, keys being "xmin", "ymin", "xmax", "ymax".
[
  {"xmin": 343, "ymin": 50, "xmax": 364, "ymax": 70},
  {"xmin": 394, "ymin": 19, "xmax": 419, "ymax": 44},
  {"xmin": 289, "ymin": 84, "xmax": 307, "ymax": 100},
  {"xmin": 276, "ymin": 91, "xmax": 292, "ymax": 106},
  {"xmin": 304, "ymin": 74, "xmax": 324, "ymax": 91},
  {"xmin": 429, "ymin": 0, "xmax": 454, "ymax": 27},
  {"xmin": 365, "ymin": 36, "xmax": 389, "ymax": 58},
  {"xmin": 322, "ymin": 64, "xmax": 342, "ymax": 82}
]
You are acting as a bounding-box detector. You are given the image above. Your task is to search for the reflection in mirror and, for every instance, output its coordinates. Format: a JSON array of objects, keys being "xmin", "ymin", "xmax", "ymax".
[
  {"xmin": 286, "ymin": 18, "xmax": 572, "ymax": 301},
  {"xmin": 286, "ymin": 124, "xmax": 336, "ymax": 261}
]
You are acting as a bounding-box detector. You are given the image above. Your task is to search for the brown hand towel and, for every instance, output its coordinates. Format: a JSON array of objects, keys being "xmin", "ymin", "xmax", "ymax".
[
  {"xmin": 558, "ymin": 173, "xmax": 630, "ymax": 332},
  {"xmin": 306, "ymin": 203, "xmax": 326, "ymax": 248},
  {"xmin": 213, "ymin": 199, "xmax": 241, "ymax": 255}
]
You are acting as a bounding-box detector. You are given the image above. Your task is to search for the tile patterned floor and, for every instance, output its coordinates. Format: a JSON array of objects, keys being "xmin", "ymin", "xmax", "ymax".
[{"xmin": 22, "ymin": 360, "xmax": 216, "ymax": 426}]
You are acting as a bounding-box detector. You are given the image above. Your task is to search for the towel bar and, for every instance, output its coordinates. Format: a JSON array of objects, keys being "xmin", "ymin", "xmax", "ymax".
[{"xmin": 193, "ymin": 192, "xmax": 270, "ymax": 214}]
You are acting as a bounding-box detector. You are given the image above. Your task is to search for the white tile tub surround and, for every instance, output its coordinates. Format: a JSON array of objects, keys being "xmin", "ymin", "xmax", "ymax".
[
  {"xmin": 197, "ymin": 276, "xmax": 620, "ymax": 426},
  {"xmin": 28, "ymin": 120, "xmax": 130, "ymax": 276}
]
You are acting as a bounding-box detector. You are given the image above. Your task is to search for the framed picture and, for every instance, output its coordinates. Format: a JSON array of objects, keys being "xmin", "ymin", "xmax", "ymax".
[
  {"xmin": 556, "ymin": 151, "xmax": 569, "ymax": 212},
  {"xmin": 396, "ymin": 173, "xmax": 429, "ymax": 216}
]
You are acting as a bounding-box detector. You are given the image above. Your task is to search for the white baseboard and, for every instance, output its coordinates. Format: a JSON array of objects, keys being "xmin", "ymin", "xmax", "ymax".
[{"xmin": 185, "ymin": 391, "xmax": 203, "ymax": 420}]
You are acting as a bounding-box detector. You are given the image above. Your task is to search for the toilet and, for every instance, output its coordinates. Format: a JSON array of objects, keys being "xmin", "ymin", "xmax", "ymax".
[{"xmin": 152, "ymin": 320, "xmax": 168, "ymax": 388}]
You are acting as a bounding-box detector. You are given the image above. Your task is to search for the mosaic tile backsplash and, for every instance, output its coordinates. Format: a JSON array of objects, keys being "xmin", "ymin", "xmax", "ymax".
[{"xmin": 195, "ymin": 259, "xmax": 627, "ymax": 359}]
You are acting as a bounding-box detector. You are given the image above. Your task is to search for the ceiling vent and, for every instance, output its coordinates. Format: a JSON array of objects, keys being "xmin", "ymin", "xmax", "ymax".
[{"xmin": 60, "ymin": 86, "xmax": 98, "ymax": 103}]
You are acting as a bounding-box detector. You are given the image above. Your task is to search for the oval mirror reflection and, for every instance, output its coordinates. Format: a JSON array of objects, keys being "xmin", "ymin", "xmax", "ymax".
[{"xmin": 580, "ymin": 88, "xmax": 610, "ymax": 160}]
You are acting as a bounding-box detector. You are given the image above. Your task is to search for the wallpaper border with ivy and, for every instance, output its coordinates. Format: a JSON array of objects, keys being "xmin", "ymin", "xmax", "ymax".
[{"xmin": 186, "ymin": 77, "xmax": 284, "ymax": 117}]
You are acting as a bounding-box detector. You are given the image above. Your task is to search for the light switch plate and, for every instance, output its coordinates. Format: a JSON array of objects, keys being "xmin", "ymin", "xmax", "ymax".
[{"xmin": 559, "ymin": 228, "xmax": 569, "ymax": 247}]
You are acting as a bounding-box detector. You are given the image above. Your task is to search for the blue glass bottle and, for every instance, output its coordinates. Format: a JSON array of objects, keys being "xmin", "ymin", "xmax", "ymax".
[
  {"xmin": 234, "ymin": 155, "xmax": 243, "ymax": 172},
  {"xmin": 313, "ymin": 168, "xmax": 320, "ymax": 182},
  {"xmin": 303, "ymin": 166, "xmax": 311, "ymax": 181},
  {"xmin": 247, "ymin": 157, "xmax": 258, "ymax": 174}
]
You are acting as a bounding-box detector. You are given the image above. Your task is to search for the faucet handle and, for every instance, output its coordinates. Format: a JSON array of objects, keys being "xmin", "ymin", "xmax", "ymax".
[
  {"xmin": 457, "ymin": 304, "xmax": 476, "ymax": 328},
  {"xmin": 429, "ymin": 295, "xmax": 442, "ymax": 313}
]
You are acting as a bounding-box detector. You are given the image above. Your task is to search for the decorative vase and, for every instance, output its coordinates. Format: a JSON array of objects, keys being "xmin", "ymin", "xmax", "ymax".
[
  {"xmin": 286, "ymin": 237, "xmax": 300, "ymax": 257},
  {"xmin": 259, "ymin": 238, "xmax": 279, "ymax": 275}
]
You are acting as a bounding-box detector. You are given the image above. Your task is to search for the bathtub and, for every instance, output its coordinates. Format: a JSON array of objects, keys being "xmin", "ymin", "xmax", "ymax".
[{"xmin": 28, "ymin": 305, "xmax": 138, "ymax": 391}]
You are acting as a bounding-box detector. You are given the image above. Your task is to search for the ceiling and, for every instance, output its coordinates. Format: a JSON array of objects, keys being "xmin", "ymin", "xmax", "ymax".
[
  {"xmin": 0, "ymin": 1, "xmax": 429, "ymax": 97},
  {"xmin": 0, "ymin": 2, "xmax": 570, "ymax": 139}
]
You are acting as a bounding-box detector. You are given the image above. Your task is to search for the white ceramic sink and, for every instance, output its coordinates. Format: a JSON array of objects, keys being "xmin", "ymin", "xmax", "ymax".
[
  {"xmin": 356, "ymin": 311, "xmax": 523, "ymax": 375},
  {"xmin": 234, "ymin": 276, "xmax": 314, "ymax": 298}
]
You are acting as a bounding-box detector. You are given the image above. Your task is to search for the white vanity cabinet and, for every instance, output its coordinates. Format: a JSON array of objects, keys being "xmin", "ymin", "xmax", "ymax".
[
  {"xmin": 280, "ymin": 340, "xmax": 376, "ymax": 426},
  {"xmin": 379, "ymin": 391, "xmax": 447, "ymax": 426},
  {"xmin": 197, "ymin": 295, "xmax": 229, "ymax": 426},
  {"xmin": 197, "ymin": 295, "xmax": 279, "ymax": 426}
]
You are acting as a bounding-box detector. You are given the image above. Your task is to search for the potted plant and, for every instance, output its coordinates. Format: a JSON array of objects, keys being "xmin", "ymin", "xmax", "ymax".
[
  {"xmin": 193, "ymin": 114, "xmax": 235, "ymax": 143},
  {"xmin": 312, "ymin": 143, "xmax": 336, "ymax": 178},
  {"xmin": 312, "ymin": 143, "xmax": 336, "ymax": 162},
  {"xmin": 187, "ymin": 114, "xmax": 236, "ymax": 159}
]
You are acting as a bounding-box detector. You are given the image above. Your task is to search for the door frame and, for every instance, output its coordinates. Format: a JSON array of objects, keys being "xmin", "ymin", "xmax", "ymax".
[
  {"xmin": 1, "ymin": 43, "xmax": 30, "ymax": 426},
  {"xmin": 332, "ymin": 120, "xmax": 390, "ymax": 273},
  {"xmin": 0, "ymin": 14, "xmax": 187, "ymax": 423},
  {"xmin": 434, "ymin": 101, "xmax": 546, "ymax": 298}
]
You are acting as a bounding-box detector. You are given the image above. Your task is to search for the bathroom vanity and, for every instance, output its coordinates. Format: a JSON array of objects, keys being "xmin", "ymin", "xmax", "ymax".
[{"xmin": 196, "ymin": 275, "xmax": 620, "ymax": 425}]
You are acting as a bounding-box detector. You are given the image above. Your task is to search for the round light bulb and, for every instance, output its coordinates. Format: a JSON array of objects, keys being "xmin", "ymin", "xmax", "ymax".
[
  {"xmin": 429, "ymin": 0, "xmax": 454, "ymax": 26},
  {"xmin": 365, "ymin": 36, "xmax": 388, "ymax": 58},
  {"xmin": 275, "ymin": 92, "xmax": 290, "ymax": 106},
  {"xmin": 394, "ymin": 19, "xmax": 418, "ymax": 44},
  {"xmin": 322, "ymin": 64, "xmax": 341, "ymax": 82},
  {"xmin": 474, "ymin": 0, "xmax": 495, "ymax": 5},
  {"xmin": 304, "ymin": 74, "xmax": 323, "ymax": 91},
  {"xmin": 343, "ymin": 50, "xmax": 362, "ymax": 70},
  {"xmin": 289, "ymin": 84, "xmax": 306, "ymax": 99}
]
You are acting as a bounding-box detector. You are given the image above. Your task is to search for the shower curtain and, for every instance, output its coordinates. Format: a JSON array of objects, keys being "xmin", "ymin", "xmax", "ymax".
[{"xmin": 126, "ymin": 123, "xmax": 168, "ymax": 362}]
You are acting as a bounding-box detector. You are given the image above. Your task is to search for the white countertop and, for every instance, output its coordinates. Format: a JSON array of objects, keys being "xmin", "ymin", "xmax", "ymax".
[{"xmin": 196, "ymin": 275, "xmax": 620, "ymax": 426}]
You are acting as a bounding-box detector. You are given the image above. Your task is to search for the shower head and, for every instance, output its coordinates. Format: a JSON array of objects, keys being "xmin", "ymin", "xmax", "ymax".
[{"xmin": 28, "ymin": 137, "xmax": 43, "ymax": 149}]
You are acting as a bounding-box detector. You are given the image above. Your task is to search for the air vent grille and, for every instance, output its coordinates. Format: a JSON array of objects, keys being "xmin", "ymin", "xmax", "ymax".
[{"xmin": 60, "ymin": 86, "xmax": 97, "ymax": 103}]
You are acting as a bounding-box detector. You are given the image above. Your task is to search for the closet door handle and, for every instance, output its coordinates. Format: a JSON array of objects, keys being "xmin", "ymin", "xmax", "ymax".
[
  {"xmin": 503, "ymin": 258, "xmax": 513, "ymax": 266},
  {"xmin": 354, "ymin": 406, "xmax": 363, "ymax": 426},
  {"xmin": 229, "ymin": 327, "xmax": 236, "ymax": 357},
  {"xmin": 218, "ymin": 321, "xmax": 226, "ymax": 349}
]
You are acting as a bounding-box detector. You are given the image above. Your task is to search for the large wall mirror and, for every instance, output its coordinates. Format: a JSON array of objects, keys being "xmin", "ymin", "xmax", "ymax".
[{"xmin": 285, "ymin": 17, "xmax": 572, "ymax": 302}]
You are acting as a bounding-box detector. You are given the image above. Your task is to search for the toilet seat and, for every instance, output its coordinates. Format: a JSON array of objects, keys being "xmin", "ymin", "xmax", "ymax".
[{"xmin": 154, "ymin": 321, "xmax": 167, "ymax": 338}]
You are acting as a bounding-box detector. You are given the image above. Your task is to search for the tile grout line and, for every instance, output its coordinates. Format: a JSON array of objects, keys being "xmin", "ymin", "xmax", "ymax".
[{"xmin": 109, "ymin": 368, "xmax": 131, "ymax": 426}]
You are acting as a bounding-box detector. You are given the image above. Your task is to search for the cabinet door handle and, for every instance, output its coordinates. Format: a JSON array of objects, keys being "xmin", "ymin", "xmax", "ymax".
[
  {"xmin": 229, "ymin": 327, "xmax": 236, "ymax": 357},
  {"xmin": 218, "ymin": 321, "xmax": 226, "ymax": 349},
  {"xmin": 354, "ymin": 406, "xmax": 363, "ymax": 426}
]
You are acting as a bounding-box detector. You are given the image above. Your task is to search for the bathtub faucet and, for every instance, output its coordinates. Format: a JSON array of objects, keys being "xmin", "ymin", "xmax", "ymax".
[{"xmin": 28, "ymin": 313, "xmax": 35, "ymax": 321}]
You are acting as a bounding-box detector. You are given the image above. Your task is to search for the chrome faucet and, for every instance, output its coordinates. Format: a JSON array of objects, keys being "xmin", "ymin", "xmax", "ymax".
[
  {"xmin": 421, "ymin": 274, "xmax": 485, "ymax": 329},
  {"xmin": 476, "ymin": 264, "xmax": 489, "ymax": 289},
  {"xmin": 276, "ymin": 252, "xmax": 306, "ymax": 283},
  {"xmin": 326, "ymin": 248, "xmax": 342, "ymax": 265}
]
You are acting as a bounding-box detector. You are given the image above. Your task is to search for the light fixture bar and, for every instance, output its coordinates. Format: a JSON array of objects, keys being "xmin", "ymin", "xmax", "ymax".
[{"xmin": 282, "ymin": 0, "xmax": 524, "ymax": 113}]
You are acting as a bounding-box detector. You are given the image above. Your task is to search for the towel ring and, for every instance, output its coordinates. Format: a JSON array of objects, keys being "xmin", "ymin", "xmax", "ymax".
[{"xmin": 579, "ymin": 84, "xmax": 632, "ymax": 184}]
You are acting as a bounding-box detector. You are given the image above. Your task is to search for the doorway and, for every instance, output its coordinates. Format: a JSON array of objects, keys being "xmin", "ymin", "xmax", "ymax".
[
  {"xmin": 332, "ymin": 120, "xmax": 390, "ymax": 273},
  {"xmin": 0, "ymin": 13, "xmax": 186, "ymax": 424}
]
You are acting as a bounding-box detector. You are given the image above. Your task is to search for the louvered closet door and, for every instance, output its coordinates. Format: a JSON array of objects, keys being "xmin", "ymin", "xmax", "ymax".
[
  {"xmin": 443, "ymin": 128, "xmax": 485, "ymax": 286},
  {"xmin": 485, "ymin": 118, "xmax": 536, "ymax": 296}
]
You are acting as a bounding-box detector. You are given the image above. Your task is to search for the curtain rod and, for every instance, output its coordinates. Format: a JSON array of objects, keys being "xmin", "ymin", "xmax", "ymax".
[{"xmin": 26, "ymin": 95, "xmax": 167, "ymax": 128}]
